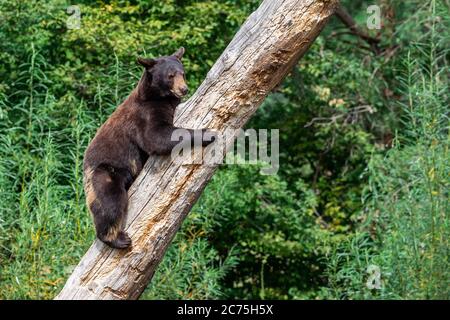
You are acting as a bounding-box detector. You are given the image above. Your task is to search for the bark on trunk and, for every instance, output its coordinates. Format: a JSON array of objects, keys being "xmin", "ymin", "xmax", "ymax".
[{"xmin": 56, "ymin": 0, "xmax": 339, "ymax": 300}]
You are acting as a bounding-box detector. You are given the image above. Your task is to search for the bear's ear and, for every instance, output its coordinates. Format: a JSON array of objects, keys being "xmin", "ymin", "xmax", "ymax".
[
  {"xmin": 172, "ymin": 47, "xmax": 185, "ymax": 60},
  {"xmin": 137, "ymin": 57, "xmax": 157, "ymax": 69}
]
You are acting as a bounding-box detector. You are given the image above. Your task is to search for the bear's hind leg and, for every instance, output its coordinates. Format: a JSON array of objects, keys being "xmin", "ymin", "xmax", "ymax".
[{"xmin": 85, "ymin": 166, "xmax": 131, "ymax": 249}]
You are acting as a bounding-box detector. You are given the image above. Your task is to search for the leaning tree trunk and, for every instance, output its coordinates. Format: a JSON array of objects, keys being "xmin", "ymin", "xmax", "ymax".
[{"xmin": 56, "ymin": 0, "xmax": 339, "ymax": 300}]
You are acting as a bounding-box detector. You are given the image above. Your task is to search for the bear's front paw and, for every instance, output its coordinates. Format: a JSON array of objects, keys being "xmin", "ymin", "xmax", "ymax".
[{"xmin": 109, "ymin": 231, "xmax": 132, "ymax": 249}]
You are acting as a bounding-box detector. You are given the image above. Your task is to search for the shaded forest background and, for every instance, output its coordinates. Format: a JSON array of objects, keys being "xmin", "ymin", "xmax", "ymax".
[{"xmin": 0, "ymin": 0, "xmax": 448, "ymax": 299}]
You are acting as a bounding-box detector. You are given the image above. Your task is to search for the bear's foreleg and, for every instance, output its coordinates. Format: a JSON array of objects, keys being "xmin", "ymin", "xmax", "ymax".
[{"xmin": 143, "ymin": 126, "xmax": 215, "ymax": 156}]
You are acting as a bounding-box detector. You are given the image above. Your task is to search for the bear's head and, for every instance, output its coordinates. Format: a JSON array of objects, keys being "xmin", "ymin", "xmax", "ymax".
[{"xmin": 137, "ymin": 47, "xmax": 189, "ymax": 99}]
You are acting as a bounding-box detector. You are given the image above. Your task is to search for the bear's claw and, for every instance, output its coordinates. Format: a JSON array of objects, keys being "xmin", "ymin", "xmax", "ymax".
[{"xmin": 104, "ymin": 231, "xmax": 132, "ymax": 249}]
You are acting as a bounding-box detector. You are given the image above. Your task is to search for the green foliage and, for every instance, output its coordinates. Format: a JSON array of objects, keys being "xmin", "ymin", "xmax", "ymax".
[
  {"xmin": 324, "ymin": 0, "xmax": 449, "ymax": 299},
  {"xmin": 189, "ymin": 165, "xmax": 329, "ymax": 299},
  {"xmin": 0, "ymin": 46, "xmax": 95, "ymax": 298},
  {"xmin": 144, "ymin": 237, "xmax": 238, "ymax": 299}
]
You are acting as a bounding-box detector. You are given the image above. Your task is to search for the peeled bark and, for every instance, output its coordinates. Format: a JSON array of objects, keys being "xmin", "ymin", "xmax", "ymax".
[{"xmin": 56, "ymin": 0, "xmax": 339, "ymax": 300}]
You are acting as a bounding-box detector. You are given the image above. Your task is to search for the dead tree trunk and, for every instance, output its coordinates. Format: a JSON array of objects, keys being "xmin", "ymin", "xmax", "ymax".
[{"xmin": 56, "ymin": 0, "xmax": 339, "ymax": 300}]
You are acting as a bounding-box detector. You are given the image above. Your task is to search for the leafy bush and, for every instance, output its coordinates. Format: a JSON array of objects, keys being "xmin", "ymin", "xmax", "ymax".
[{"xmin": 324, "ymin": 0, "xmax": 449, "ymax": 299}]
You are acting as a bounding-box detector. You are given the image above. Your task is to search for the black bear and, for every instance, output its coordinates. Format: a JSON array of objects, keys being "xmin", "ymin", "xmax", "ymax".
[{"xmin": 83, "ymin": 47, "xmax": 214, "ymax": 249}]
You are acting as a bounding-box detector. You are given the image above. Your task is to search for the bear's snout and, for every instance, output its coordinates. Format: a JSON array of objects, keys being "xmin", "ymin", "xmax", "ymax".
[
  {"xmin": 180, "ymin": 86, "xmax": 189, "ymax": 96},
  {"xmin": 172, "ymin": 73, "xmax": 189, "ymax": 97}
]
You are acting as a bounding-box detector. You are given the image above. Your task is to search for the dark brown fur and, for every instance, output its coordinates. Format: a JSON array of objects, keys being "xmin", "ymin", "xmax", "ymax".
[{"xmin": 83, "ymin": 48, "xmax": 214, "ymax": 249}]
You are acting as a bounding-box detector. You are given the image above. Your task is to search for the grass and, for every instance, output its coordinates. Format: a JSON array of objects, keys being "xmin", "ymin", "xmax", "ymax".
[{"xmin": 324, "ymin": 0, "xmax": 449, "ymax": 299}]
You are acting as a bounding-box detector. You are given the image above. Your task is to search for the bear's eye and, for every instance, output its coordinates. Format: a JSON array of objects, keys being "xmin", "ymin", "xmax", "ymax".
[{"xmin": 168, "ymin": 74, "xmax": 175, "ymax": 79}]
